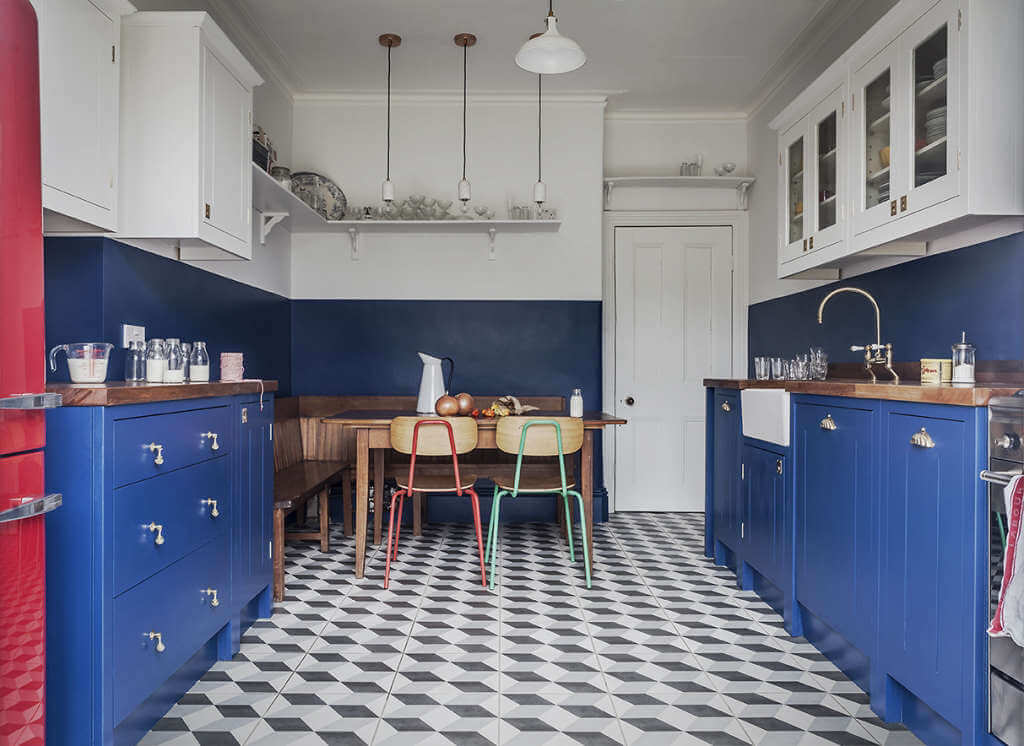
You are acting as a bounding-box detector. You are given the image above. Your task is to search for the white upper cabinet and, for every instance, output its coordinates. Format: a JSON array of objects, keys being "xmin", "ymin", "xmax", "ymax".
[
  {"xmin": 36, "ymin": 0, "xmax": 135, "ymax": 233},
  {"xmin": 117, "ymin": 12, "xmax": 262, "ymax": 260},
  {"xmin": 772, "ymin": 0, "xmax": 1024, "ymax": 278}
]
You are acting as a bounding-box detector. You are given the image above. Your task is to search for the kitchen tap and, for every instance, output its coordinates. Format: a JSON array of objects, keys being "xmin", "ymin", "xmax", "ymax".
[{"xmin": 816, "ymin": 287, "xmax": 899, "ymax": 384}]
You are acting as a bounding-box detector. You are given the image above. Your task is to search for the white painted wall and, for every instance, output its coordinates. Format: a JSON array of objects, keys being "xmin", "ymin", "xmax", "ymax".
[
  {"xmin": 746, "ymin": 0, "xmax": 900, "ymax": 305},
  {"xmin": 289, "ymin": 97, "xmax": 606, "ymax": 300}
]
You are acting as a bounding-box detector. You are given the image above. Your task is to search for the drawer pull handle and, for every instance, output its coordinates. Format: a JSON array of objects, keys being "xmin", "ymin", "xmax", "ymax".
[
  {"xmin": 147, "ymin": 631, "xmax": 166, "ymax": 652},
  {"xmin": 200, "ymin": 498, "xmax": 220, "ymax": 517},
  {"xmin": 820, "ymin": 414, "xmax": 837, "ymax": 431},
  {"xmin": 146, "ymin": 443, "xmax": 165, "ymax": 465},
  {"xmin": 147, "ymin": 522, "xmax": 165, "ymax": 545},
  {"xmin": 203, "ymin": 432, "xmax": 220, "ymax": 451},
  {"xmin": 721, "ymin": 401, "xmax": 732, "ymax": 412},
  {"xmin": 201, "ymin": 588, "xmax": 220, "ymax": 607},
  {"xmin": 910, "ymin": 428, "xmax": 935, "ymax": 448}
]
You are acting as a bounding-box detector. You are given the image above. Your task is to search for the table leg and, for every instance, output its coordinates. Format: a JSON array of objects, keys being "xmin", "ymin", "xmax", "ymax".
[
  {"xmin": 373, "ymin": 448, "xmax": 385, "ymax": 545},
  {"xmin": 355, "ymin": 428, "xmax": 369, "ymax": 579},
  {"xmin": 581, "ymin": 430, "xmax": 595, "ymax": 564}
]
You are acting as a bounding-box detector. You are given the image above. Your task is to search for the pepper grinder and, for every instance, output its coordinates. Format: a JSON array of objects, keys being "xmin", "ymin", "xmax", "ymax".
[{"xmin": 951, "ymin": 331, "xmax": 975, "ymax": 384}]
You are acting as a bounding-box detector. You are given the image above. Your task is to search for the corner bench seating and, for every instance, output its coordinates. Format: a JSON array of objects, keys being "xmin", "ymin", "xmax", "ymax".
[{"xmin": 272, "ymin": 395, "xmax": 568, "ymax": 593}]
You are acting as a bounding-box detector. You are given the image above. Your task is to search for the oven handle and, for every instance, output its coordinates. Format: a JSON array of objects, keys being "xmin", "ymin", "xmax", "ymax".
[
  {"xmin": 981, "ymin": 469, "xmax": 1023, "ymax": 486},
  {"xmin": 0, "ymin": 493, "xmax": 62, "ymax": 524}
]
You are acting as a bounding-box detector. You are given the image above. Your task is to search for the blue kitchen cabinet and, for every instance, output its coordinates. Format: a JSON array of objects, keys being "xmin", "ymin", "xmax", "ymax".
[
  {"xmin": 877, "ymin": 402, "xmax": 989, "ymax": 745},
  {"xmin": 711, "ymin": 390, "xmax": 742, "ymax": 563},
  {"xmin": 741, "ymin": 441, "xmax": 794, "ymax": 629},
  {"xmin": 793, "ymin": 395, "xmax": 880, "ymax": 688},
  {"xmin": 45, "ymin": 393, "xmax": 274, "ymax": 746}
]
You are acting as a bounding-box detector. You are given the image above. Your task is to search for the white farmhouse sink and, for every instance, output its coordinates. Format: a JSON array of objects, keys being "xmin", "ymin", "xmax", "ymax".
[{"xmin": 741, "ymin": 388, "xmax": 791, "ymax": 446}]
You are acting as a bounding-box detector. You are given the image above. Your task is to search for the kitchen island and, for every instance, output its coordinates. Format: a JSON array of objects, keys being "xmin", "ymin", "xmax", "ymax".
[
  {"xmin": 704, "ymin": 377, "xmax": 997, "ymax": 746},
  {"xmin": 44, "ymin": 380, "xmax": 276, "ymax": 746}
]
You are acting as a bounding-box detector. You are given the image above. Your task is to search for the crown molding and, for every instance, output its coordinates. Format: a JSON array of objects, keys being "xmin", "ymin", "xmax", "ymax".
[
  {"xmin": 206, "ymin": 0, "xmax": 303, "ymax": 97},
  {"xmin": 744, "ymin": 0, "xmax": 869, "ymax": 119},
  {"xmin": 604, "ymin": 110, "xmax": 747, "ymax": 123},
  {"xmin": 292, "ymin": 89, "xmax": 617, "ymax": 106}
]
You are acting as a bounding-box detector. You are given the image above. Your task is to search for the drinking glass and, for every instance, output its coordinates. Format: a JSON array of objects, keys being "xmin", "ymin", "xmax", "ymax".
[
  {"xmin": 781, "ymin": 360, "xmax": 793, "ymax": 380},
  {"xmin": 754, "ymin": 357, "xmax": 770, "ymax": 380},
  {"xmin": 792, "ymin": 358, "xmax": 809, "ymax": 380},
  {"xmin": 771, "ymin": 357, "xmax": 785, "ymax": 380},
  {"xmin": 810, "ymin": 347, "xmax": 828, "ymax": 380}
]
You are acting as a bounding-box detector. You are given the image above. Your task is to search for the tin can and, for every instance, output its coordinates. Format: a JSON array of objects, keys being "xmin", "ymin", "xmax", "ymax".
[{"xmin": 921, "ymin": 359, "xmax": 943, "ymax": 384}]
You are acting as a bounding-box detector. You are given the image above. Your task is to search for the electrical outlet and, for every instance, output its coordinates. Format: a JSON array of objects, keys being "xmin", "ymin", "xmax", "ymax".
[{"xmin": 121, "ymin": 323, "xmax": 145, "ymax": 348}]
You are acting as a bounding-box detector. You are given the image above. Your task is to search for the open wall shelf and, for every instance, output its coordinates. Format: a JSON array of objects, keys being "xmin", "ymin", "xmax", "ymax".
[{"xmin": 602, "ymin": 174, "xmax": 756, "ymax": 209}]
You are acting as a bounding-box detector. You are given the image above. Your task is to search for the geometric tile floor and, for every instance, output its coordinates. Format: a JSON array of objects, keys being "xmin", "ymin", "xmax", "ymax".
[{"xmin": 140, "ymin": 513, "xmax": 924, "ymax": 745}]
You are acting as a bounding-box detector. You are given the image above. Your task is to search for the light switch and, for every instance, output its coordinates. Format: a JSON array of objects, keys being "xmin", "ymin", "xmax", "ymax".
[{"xmin": 121, "ymin": 323, "xmax": 146, "ymax": 348}]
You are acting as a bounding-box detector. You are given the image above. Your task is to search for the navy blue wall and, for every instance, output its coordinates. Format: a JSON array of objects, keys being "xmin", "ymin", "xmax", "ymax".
[
  {"xmin": 45, "ymin": 238, "xmax": 292, "ymax": 394},
  {"xmin": 749, "ymin": 231, "xmax": 1024, "ymax": 369}
]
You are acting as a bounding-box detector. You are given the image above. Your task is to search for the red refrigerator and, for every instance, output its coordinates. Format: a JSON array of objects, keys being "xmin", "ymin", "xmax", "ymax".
[{"xmin": 0, "ymin": 1, "xmax": 62, "ymax": 744}]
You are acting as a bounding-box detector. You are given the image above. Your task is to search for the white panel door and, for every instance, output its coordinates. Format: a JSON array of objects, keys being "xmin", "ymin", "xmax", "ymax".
[
  {"xmin": 201, "ymin": 45, "xmax": 250, "ymax": 244},
  {"xmin": 614, "ymin": 226, "xmax": 733, "ymax": 512}
]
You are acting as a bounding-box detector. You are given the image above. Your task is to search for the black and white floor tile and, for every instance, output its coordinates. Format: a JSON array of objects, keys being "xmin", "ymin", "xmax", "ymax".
[{"xmin": 140, "ymin": 514, "xmax": 923, "ymax": 745}]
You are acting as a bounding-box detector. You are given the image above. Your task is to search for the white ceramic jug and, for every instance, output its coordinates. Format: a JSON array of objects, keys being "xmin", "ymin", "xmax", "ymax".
[{"xmin": 416, "ymin": 352, "xmax": 454, "ymax": 413}]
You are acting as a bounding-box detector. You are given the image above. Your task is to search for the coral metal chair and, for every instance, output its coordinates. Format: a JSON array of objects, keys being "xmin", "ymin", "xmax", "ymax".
[
  {"xmin": 385, "ymin": 416, "xmax": 487, "ymax": 589},
  {"xmin": 485, "ymin": 417, "xmax": 591, "ymax": 589}
]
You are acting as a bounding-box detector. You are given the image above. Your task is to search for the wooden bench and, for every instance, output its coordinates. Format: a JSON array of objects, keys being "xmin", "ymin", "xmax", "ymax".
[{"xmin": 272, "ymin": 398, "xmax": 350, "ymax": 601}]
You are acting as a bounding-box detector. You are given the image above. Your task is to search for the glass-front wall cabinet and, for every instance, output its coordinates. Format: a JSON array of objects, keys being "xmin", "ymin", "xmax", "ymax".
[
  {"xmin": 780, "ymin": 119, "xmax": 808, "ymax": 263},
  {"xmin": 853, "ymin": 40, "xmax": 898, "ymax": 236},
  {"xmin": 810, "ymin": 86, "xmax": 845, "ymax": 251}
]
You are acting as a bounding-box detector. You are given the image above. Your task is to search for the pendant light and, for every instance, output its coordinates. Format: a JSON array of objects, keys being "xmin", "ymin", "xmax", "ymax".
[
  {"xmin": 454, "ymin": 33, "xmax": 476, "ymax": 204},
  {"xmin": 515, "ymin": 0, "xmax": 586, "ymax": 75},
  {"xmin": 379, "ymin": 33, "xmax": 401, "ymax": 203},
  {"xmin": 534, "ymin": 73, "xmax": 546, "ymax": 204}
]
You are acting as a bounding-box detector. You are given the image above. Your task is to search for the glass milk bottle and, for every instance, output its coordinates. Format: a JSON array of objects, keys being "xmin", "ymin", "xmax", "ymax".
[
  {"xmin": 570, "ymin": 388, "xmax": 584, "ymax": 418},
  {"xmin": 164, "ymin": 339, "xmax": 185, "ymax": 383},
  {"xmin": 145, "ymin": 339, "xmax": 166, "ymax": 383},
  {"xmin": 189, "ymin": 342, "xmax": 210, "ymax": 382}
]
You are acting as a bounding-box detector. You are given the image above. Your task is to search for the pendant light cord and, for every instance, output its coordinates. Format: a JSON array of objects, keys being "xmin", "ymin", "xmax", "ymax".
[
  {"xmin": 537, "ymin": 74, "xmax": 542, "ymax": 182},
  {"xmin": 386, "ymin": 44, "xmax": 392, "ymax": 181},
  {"xmin": 462, "ymin": 43, "xmax": 468, "ymax": 181}
]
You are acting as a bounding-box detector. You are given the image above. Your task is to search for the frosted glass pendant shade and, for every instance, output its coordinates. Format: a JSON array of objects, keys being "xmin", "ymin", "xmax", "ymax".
[
  {"xmin": 515, "ymin": 15, "xmax": 585, "ymax": 74},
  {"xmin": 382, "ymin": 179, "xmax": 395, "ymax": 202},
  {"xmin": 458, "ymin": 178, "xmax": 471, "ymax": 202},
  {"xmin": 533, "ymin": 180, "xmax": 547, "ymax": 204}
]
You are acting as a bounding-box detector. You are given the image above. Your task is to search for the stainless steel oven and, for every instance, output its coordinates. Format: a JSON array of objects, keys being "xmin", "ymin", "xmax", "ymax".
[{"xmin": 982, "ymin": 391, "xmax": 1024, "ymax": 744}]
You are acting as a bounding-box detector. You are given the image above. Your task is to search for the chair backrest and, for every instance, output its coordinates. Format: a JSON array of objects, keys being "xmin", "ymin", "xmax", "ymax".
[
  {"xmin": 496, "ymin": 417, "xmax": 583, "ymax": 457},
  {"xmin": 390, "ymin": 416, "xmax": 478, "ymax": 455}
]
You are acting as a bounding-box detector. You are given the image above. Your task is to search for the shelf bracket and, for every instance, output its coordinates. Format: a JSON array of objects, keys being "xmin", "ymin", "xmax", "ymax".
[
  {"xmin": 736, "ymin": 182, "xmax": 751, "ymax": 210},
  {"xmin": 258, "ymin": 211, "xmax": 288, "ymax": 245},
  {"xmin": 348, "ymin": 227, "xmax": 360, "ymax": 261},
  {"xmin": 603, "ymin": 181, "xmax": 615, "ymax": 210},
  {"xmin": 488, "ymin": 228, "xmax": 497, "ymax": 261}
]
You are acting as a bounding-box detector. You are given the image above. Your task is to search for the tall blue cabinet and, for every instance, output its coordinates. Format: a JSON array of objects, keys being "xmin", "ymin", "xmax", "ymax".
[{"xmin": 44, "ymin": 390, "xmax": 274, "ymax": 745}]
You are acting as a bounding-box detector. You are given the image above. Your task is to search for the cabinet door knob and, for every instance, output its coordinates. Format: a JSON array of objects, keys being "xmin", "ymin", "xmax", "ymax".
[
  {"xmin": 201, "ymin": 498, "xmax": 219, "ymax": 518},
  {"xmin": 201, "ymin": 588, "xmax": 220, "ymax": 607},
  {"xmin": 147, "ymin": 631, "xmax": 166, "ymax": 652},
  {"xmin": 720, "ymin": 401, "xmax": 731, "ymax": 412},
  {"xmin": 147, "ymin": 522, "xmax": 165, "ymax": 545},
  {"xmin": 820, "ymin": 414, "xmax": 837, "ymax": 430},
  {"xmin": 203, "ymin": 432, "xmax": 220, "ymax": 451},
  {"xmin": 624, "ymin": 396, "xmax": 635, "ymax": 406},
  {"xmin": 910, "ymin": 427, "xmax": 935, "ymax": 448},
  {"xmin": 146, "ymin": 442, "xmax": 164, "ymax": 465}
]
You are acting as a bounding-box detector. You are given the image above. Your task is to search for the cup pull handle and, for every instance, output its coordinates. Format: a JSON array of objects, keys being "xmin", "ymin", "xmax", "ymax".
[
  {"xmin": 721, "ymin": 401, "xmax": 731, "ymax": 412},
  {"xmin": 910, "ymin": 428, "xmax": 935, "ymax": 448},
  {"xmin": 820, "ymin": 414, "xmax": 837, "ymax": 430}
]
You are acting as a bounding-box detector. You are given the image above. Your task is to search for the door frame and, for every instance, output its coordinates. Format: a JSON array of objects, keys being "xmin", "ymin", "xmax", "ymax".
[{"xmin": 602, "ymin": 210, "xmax": 750, "ymax": 513}]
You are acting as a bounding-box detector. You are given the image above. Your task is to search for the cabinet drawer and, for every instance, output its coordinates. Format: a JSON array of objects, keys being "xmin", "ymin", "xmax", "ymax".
[
  {"xmin": 114, "ymin": 405, "xmax": 231, "ymax": 487},
  {"xmin": 113, "ymin": 538, "xmax": 229, "ymax": 725},
  {"xmin": 114, "ymin": 458, "xmax": 229, "ymax": 595}
]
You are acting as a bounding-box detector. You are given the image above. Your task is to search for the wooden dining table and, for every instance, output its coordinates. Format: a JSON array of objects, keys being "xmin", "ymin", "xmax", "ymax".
[{"xmin": 321, "ymin": 410, "xmax": 627, "ymax": 578}]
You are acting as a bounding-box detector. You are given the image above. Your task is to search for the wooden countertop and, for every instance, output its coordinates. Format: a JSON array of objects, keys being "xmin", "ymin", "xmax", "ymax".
[
  {"xmin": 322, "ymin": 410, "xmax": 627, "ymax": 427},
  {"xmin": 48, "ymin": 380, "xmax": 279, "ymax": 406},
  {"xmin": 702, "ymin": 378, "xmax": 1020, "ymax": 407}
]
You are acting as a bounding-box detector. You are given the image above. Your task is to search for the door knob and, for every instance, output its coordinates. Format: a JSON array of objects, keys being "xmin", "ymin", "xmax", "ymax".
[{"xmin": 624, "ymin": 396, "xmax": 635, "ymax": 406}]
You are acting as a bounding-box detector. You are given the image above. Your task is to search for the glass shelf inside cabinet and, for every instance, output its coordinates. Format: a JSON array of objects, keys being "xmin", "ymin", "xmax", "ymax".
[
  {"xmin": 788, "ymin": 136, "xmax": 804, "ymax": 245},
  {"xmin": 864, "ymin": 70, "xmax": 892, "ymax": 208},
  {"xmin": 817, "ymin": 111, "xmax": 838, "ymax": 231},
  {"xmin": 913, "ymin": 25, "xmax": 948, "ymax": 187}
]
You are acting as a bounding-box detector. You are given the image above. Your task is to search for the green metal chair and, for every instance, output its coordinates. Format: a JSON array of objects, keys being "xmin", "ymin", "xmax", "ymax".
[{"xmin": 485, "ymin": 416, "xmax": 591, "ymax": 589}]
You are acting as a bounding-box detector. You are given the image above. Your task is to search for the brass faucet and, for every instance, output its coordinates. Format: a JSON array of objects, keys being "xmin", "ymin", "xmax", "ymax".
[{"xmin": 816, "ymin": 287, "xmax": 899, "ymax": 383}]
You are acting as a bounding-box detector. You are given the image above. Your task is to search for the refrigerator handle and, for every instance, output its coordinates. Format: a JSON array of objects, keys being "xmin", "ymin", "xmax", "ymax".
[
  {"xmin": 0, "ymin": 493, "xmax": 62, "ymax": 523},
  {"xmin": 0, "ymin": 392, "xmax": 62, "ymax": 409}
]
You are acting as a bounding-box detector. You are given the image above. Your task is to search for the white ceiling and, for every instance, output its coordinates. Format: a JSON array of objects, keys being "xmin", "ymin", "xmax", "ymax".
[{"xmin": 227, "ymin": 0, "xmax": 840, "ymax": 111}]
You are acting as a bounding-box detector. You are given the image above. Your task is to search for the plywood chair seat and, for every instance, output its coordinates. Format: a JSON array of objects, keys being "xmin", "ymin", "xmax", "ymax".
[
  {"xmin": 491, "ymin": 468, "xmax": 575, "ymax": 493},
  {"xmin": 391, "ymin": 469, "xmax": 479, "ymax": 492}
]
